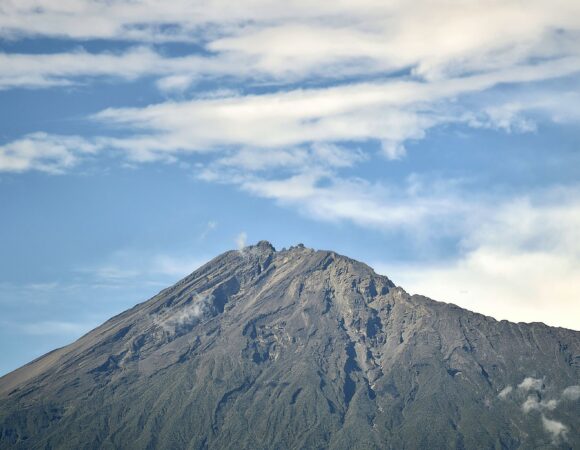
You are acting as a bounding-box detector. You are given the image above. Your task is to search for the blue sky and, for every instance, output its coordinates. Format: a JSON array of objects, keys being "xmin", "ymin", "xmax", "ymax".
[{"xmin": 1, "ymin": 0, "xmax": 580, "ymax": 375}]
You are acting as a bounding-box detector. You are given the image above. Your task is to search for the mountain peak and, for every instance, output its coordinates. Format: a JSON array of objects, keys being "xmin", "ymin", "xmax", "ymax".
[
  {"xmin": 251, "ymin": 239, "xmax": 276, "ymax": 252},
  {"xmin": 1, "ymin": 244, "xmax": 579, "ymax": 449}
]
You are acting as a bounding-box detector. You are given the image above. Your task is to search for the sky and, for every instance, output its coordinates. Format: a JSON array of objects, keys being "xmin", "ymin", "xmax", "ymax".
[{"xmin": 1, "ymin": 0, "xmax": 579, "ymax": 375}]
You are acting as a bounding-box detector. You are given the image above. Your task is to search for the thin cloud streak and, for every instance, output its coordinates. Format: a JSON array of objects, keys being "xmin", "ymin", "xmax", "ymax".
[
  {"xmin": 86, "ymin": 57, "xmax": 580, "ymax": 167},
  {"xmin": 18, "ymin": 320, "xmax": 98, "ymax": 336},
  {"xmin": 1, "ymin": 0, "xmax": 579, "ymax": 92},
  {"xmin": 2, "ymin": 1, "xmax": 579, "ymax": 76},
  {"xmin": 0, "ymin": 47, "xmax": 248, "ymax": 91},
  {"xmin": 0, "ymin": 133, "xmax": 102, "ymax": 174}
]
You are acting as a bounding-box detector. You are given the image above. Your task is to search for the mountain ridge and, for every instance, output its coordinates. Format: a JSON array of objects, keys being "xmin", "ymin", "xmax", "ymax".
[{"xmin": 1, "ymin": 241, "xmax": 579, "ymax": 449}]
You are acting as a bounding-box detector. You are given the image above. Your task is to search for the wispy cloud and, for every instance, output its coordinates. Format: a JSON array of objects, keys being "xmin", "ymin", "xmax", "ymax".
[
  {"xmin": 236, "ymin": 232, "xmax": 247, "ymax": 250},
  {"xmin": 0, "ymin": 246, "xmax": 210, "ymax": 342},
  {"xmin": 498, "ymin": 386, "xmax": 513, "ymax": 399},
  {"xmin": 153, "ymin": 293, "xmax": 212, "ymax": 334},
  {"xmin": 0, "ymin": 47, "xmax": 159, "ymax": 90},
  {"xmin": 1, "ymin": 0, "xmax": 579, "ymax": 83},
  {"xmin": 518, "ymin": 377, "xmax": 544, "ymax": 392},
  {"xmin": 91, "ymin": 58, "xmax": 580, "ymax": 160},
  {"xmin": 151, "ymin": 254, "xmax": 205, "ymax": 278},
  {"xmin": 379, "ymin": 188, "xmax": 580, "ymax": 330},
  {"xmin": 0, "ymin": 47, "xmax": 251, "ymax": 91},
  {"xmin": 522, "ymin": 396, "xmax": 558, "ymax": 413},
  {"xmin": 199, "ymin": 221, "xmax": 218, "ymax": 241},
  {"xmin": 85, "ymin": 251, "xmax": 206, "ymax": 282},
  {"xmin": 541, "ymin": 415, "xmax": 568, "ymax": 442},
  {"xmin": 235, "ymin": 171, "xmax": 469, "ymax": 235},
  {"xmin": 0, "ymin": 133, "xmax": 102, "ymax": 174},
  {"xmin": 18, "ymin": 320, "xmax": 97, "ymax": 336},
  {"xmin": 561, "ymin": 385, "xmax": 580, "ymax": 401}
]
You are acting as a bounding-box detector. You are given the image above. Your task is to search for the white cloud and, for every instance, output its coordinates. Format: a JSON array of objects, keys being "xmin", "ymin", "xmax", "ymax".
[
  {"xmin": 0, "ymin": 132, "xmax": 101, "ymax": 174},
  {"xmin": 561, "ymin": 385, "xmax": 580, "ymax": 401},
  {"xmin": 236, "ymin": 232, "xmax": 247, "ymax": 250},
  {"xmin": 522, "ymin": 396, "xmax": 558, "ymax": 413},
  {"xmin": 519, "ymin": 377, "xmax": 545, "ymax": 392},
  {"xmin": 235, "ymin": 171, "xmax": 468, "ymax": 235},
  {"xmin": 1, "ymin": 40, "xmax": 577, "ymax": 173},
  {"xmin": 380, "ymin": 189, "xmax": 580, "ymax": 330},
  {"xmin": 381, "ymin": 140, "xmax": 407, "ymax": 160},
  {"xmin": 233, "ymin": 2, "xmax": 580, "ymax": 77},
  {"xmin": 0, "ymin": 0, "xmax": 578, "ymax": 173},
  {"xmin": 154, "ymin": 293, "xmax": 211, "ymax": 333},
  {"xmin": 472, "ymin": 103, "xmax": 538, "ymax": 133},
  {"xmin": 212, "ymin": 144, "xmax": 365, "ymax": 173},
  {"xmin": 496, "ymin": 377, "xmax": 574, "ymax": 443},
  {"xmin": 0, "ymin": 47, "xmax": 248, "ymax": 91},
  {"xmin": 88, "ymin": 56, "xmax": 579, "ymax": 164},
  {"xmin": 1, "ymin": 0, "xmax": 579, "ymax": 83},
  {"xmin": 156, "ymin": 74, "xmax": 195, "ymax": 94},
  {"xmin": 494, "ymin": 377, "xmax": 576, "ymax": 443},
  {"xmin": 199, "ymin": 221, "xmax": 218, "ymax": 240},
  {"xmin": 0, "ymin": 47, "xmax": 156, "ymax": 89},
  {"xmin": 541, "ymin": 415, "xmax": 568, "ymax": 442},
  {"xmin": 498, "ymin": 386, "xmax": 513, "ymax": 399}
]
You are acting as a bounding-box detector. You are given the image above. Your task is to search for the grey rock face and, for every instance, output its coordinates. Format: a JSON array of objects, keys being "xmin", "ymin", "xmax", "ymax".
[{"xmin": 0, "ymin": 242, "xmax": 579, "ymax": 449}]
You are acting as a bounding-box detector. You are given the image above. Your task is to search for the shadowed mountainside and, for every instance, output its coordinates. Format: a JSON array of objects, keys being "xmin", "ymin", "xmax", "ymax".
[{"xmin": 1, "ymin": 241, "xmax": 579, "ymax": 449}]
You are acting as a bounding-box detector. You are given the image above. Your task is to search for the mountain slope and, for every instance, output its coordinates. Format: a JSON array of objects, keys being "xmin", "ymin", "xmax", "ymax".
[{"xmin": 1, "ymin": 241, "xmax": 579, "ymax": 449}]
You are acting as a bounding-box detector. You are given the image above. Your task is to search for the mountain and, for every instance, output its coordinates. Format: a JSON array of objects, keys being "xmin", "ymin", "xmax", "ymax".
[{"xmin": 1, "ymin": 241, "xmax": 579, "ymax": 449}]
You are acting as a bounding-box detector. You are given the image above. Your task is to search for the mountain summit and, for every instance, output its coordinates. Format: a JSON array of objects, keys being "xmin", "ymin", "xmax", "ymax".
[{"xmin": 1, "ymin": 242, "xmax": 579, "ymax": 449}]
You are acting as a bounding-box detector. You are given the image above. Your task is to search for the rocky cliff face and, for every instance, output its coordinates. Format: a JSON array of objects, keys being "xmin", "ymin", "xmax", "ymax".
[{"xmin": 1, "ymin": 241, "xmax": 579, "ymax": 449}]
